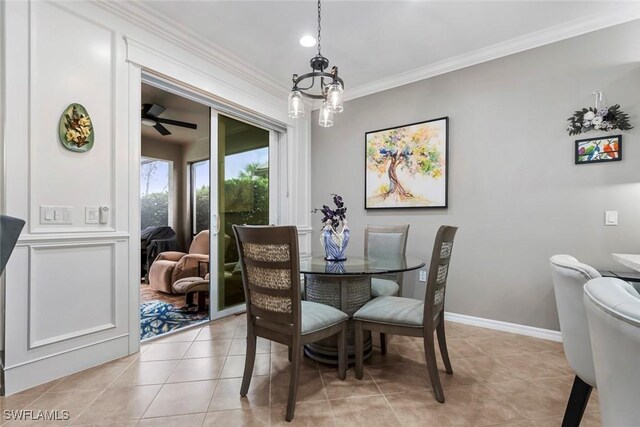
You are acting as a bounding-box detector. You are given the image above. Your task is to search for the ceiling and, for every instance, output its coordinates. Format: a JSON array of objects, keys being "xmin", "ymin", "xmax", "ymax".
[
  {"xmin": 129, "ymin": 1, "xmax": 640, "ymax": 100},
  {"xmin": 141, "ymin": 83, "xmax": 210, "ymax": 145},
  {"xmin": 141, "ymin": 84, "xmax": 265, "ymax": 149}
]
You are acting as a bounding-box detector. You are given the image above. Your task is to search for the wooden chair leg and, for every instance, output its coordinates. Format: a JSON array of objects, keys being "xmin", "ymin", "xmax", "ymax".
[
  {"xmin": 355, "ymin": 321, "xmax": 364, "ymax": 380},
  {"xmin": 185, "ymin": 292, "xmax": 194, "ymax": 307},
  {"xmin": 380, "ymin": 333, "xmax": 387, "ymax": 355},
  {"xmin": 197, "ymin": 291, "xmax": 207, "ymax": 311},
  {"xmin": 424, "ymin": 332, "xmax": 445, "ymax": 403},
  {"xmin": 562, "ymin": 375, "xmax": 592, "ymax": 427},
  {"xmin": 436, "ymin": 318, "xmax": 453, "ymax": 374},
  {"xmin": 337, "ymin": 322, "xmax": 347, "ymax": 380},
  {"xmin": 240, "ymin": 332, "xmax": 256, "ymax": 396},
  {"xmin": 286, "ymin": 344, "xmax": 301, "ymax": 422}
]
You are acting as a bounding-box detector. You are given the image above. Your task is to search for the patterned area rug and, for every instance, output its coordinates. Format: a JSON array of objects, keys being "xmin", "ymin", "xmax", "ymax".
[{"xmin": 141, "ymin": 301, "xmax": 208, "ymax": 340}]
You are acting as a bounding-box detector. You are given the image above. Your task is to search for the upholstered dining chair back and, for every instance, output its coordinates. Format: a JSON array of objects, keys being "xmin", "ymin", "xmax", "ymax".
[
  {"xmin": 233, "ymin": 225, "xmax": 301, "ymax": 331},
  {"xmin": 0, "ymin": 214, "xmax": 26, "ymax": 275},
  {"xmin": 189, "ymin": 230, "xmax": 210, "ymax": 255},
  {"xmin": 424, "ymin": 226, "xmax": 458, "ymax": 321},
  {"xmin": 584, "ymin": 277, "xmax": 640, "ymax": 426},
  {"xmin": 549, "ymin": 255, "xmax": 600, "ymax": 387},
  {"xmin": 364, "ymin": 224, "xmax": 409, "ymax": 282}
]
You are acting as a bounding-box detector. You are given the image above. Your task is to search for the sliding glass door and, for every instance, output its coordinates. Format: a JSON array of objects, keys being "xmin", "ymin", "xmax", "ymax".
[
  {"xmin": 209, "ymin": 111, "xmax": 275, "ymax": 317},
  {"xmin": 191, "ymin": 159, "xmax": 210, "ymax": 235}
]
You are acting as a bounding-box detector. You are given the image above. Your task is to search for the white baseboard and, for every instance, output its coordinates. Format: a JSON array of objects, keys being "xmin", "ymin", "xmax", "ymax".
[{"xmin": 444, "ymin": 312, "xmax": 563, "ymax": 342}]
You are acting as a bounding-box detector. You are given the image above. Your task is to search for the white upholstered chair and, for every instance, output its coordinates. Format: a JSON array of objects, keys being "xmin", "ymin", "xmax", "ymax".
[
  {"xmin": 365, "ymin": 224, "xmax": 409, "ymax": 298},
  {"xmin": 549, "ymin": 255, "xmax": 600, "ymax": 426},
  {"xmin": 584, "ymin": 277, "xmax": 640, "ymax": 427}
]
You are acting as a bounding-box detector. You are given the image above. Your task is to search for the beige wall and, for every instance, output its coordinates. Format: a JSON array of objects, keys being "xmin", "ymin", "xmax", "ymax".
[{"xmin": 311, "ymin": 20, "xmax": 640, "ymax": 331}]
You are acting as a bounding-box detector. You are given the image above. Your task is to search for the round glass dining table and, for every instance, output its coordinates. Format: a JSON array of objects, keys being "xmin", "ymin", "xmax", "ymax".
[{"xmin": 300, "ymin": 255, "xmax": 425, "ymax": 364}]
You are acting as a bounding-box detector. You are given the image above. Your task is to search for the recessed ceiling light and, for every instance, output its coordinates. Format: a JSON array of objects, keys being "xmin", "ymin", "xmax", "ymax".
[{"xmin": 299, "ymin": 35, "xmax": 316, "ymax": 48}]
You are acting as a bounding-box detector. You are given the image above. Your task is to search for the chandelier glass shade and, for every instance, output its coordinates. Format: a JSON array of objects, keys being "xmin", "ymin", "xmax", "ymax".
[
  {"xmin": 288, "ymin": 90, "xmax": 305, "ymax": 118},
  {"xmin": 318, "ymin": 100, "xmax": 334, "ymax": 128},
  {"xmin": 288, "ymin": 0, "xmax": 344, "ymax": 126}
]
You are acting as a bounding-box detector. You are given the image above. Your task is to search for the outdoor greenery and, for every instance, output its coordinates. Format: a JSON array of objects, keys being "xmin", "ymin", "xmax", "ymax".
[
  {"xmin": 141, "ymin": 191, "xmax": 169, "ymax": 229},
  {"xmin": 140, "ymin": 162, "xmax": 269, "ymax": 243}
]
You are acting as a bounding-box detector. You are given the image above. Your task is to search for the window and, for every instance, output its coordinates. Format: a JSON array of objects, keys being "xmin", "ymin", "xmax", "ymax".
[
  {"xmin": 140, "ymin": 158, "xmax": 172, "ymax": 229},
  {"xmin": 191, "ymin": 159, "xmax": 210, "ymax": 235}
]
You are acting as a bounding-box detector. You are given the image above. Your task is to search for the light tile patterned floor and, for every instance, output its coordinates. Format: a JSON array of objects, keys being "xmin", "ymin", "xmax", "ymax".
[{"xmin": 0, "ymin": 314, "xmax": 601, "ymax": 426}]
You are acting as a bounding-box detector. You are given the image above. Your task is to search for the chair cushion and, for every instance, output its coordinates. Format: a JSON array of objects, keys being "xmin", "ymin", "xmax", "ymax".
[
  {"xmin": 371, "ymin": 278, "xmax": 400, "ymax": 297},
  {"xmin": 172, "ymin": 277, "xmax": 209, "ymax": 294},
  {"xmin": 301, "ymin": 301, "xmax": 348, "ymax": 335},
  {"xmin": 354, "ymin": 296, "xmax": 424, "ymax": 327}
]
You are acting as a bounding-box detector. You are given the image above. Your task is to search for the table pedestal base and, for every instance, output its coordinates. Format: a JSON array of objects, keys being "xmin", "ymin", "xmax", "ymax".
[{"xmin": 303, "ymin": 274, "xmax": 373, "ymax": 364}]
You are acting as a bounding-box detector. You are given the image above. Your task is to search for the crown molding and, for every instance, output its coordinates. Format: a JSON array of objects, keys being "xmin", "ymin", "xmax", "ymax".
[
  {"xmin": 342, "ymin": 6, "xmax": 640, "ymax": 104},
  {"xmin": 93, "ymin": 0, "xmax": 290, "ymax": 100},
  {"xmin": 93, "ymin": 1, "xmax": 640, "ymax": 110}
]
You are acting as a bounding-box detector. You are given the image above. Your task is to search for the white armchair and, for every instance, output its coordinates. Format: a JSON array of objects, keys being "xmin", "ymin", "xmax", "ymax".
[
  {"xmin": 584, "ymin": 277, "xmax": 640, "ymax": 427},
  {"xmin": 549, "ymin": 255, "xmax": 600, "ymax": 425}
]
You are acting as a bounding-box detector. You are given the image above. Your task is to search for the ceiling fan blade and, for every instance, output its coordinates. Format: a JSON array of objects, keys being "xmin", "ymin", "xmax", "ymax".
[
  {"xmin": 156, "ymin": 118, "xmax": 198, "ymax": 129},
  {"xmin": 142, "ymin": 103, "xmax": 166, "ymax": 119},
  {"xmin": 154, "ymin": 123, "xmax": 171, "ymax": 136}
]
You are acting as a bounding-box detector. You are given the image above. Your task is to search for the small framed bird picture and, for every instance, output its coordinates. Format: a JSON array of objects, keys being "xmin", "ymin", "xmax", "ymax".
[{"xmin": 575, "ymin": 135, "xmax": 622, "ymax": 165}]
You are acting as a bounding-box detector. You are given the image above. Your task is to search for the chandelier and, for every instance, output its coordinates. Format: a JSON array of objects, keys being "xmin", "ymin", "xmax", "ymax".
[{"xmin": 288, "ymin": 0, "xmax": 344, "ymax": 127}]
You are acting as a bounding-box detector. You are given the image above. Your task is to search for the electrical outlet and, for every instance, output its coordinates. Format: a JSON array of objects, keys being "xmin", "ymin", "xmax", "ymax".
[
  {"xmin": 85, "ymin": 207, "xmax": 99, "ymax": 224},
  {"xmin": 419, "ymin": 270, "xmax": 427, "ymax": 282}
]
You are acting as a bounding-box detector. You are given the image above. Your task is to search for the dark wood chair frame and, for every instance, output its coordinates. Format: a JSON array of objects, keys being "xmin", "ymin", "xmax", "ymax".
[
  {"xmin": 355, "ymin": 225, "xmax": 458, "ymax": 403},
  {"xmin": 233, "ymin": 225, "xmax": 347, "ymax": 422},
  {"xmin": 364, "ymin": 223, "xmax": 410, "ymax": 354}
]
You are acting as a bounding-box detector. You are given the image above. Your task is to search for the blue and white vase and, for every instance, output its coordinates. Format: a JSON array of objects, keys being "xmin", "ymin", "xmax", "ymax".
[
  {"xmin": 320, "ymin": 222, "xmax": 350, "ymax": 261},
  {"xmin": 325, "ymin": 261, "xmax": 346, "ymax": 274}
]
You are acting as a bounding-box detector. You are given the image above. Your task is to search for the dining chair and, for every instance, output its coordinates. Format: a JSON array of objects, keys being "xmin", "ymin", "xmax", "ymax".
[
  {"xmin": 365, "ymin": 224, "xmax": 410, "ymax": 298},
  {"xmin": 584, "ymin": 277, "xmax": 640, "ymax": 427},
  {"xmin": 549, "ymin": 255, "xmax": 600, "ymax": 426},
  {"xmin": 233, "ymin": 225, "xmax": 348, "ymax": 422},
  {"xmin": 0, "ymin": 214, "xmax": 26, "ymax": 274},
  {"xmin": 354, "ymin": 225, "xmax": 458, "ymax": 403}
]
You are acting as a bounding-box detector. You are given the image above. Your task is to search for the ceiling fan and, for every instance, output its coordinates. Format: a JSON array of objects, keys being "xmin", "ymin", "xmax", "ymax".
[{"xmin": 141, "ymin": 103, "xmax": 198, "ymax": 136}]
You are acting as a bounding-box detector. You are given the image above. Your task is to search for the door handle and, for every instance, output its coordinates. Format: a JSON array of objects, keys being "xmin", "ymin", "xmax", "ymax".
[{"xmin": 213, "ymin": 213, "xmax": 220, "ymax": 234}]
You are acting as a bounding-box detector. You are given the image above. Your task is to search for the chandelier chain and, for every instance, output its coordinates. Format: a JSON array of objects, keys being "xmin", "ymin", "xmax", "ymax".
[{"xmin": 317, "ymin": 0, "xmax": 322, "ymax": 55}]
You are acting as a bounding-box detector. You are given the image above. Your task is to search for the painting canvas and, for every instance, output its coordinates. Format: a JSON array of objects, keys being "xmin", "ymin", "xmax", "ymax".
[
  {"xmin": 575, "ymin": 135, "xmax": 621, "ymax": 164},
  {"xmin": 365, "ymin": 117, "xmax": 448, "ymax": 209}
]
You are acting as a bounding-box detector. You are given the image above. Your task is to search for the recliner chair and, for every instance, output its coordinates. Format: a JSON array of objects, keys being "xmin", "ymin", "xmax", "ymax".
[{"xmin": 148, "ymin": 230, "xmax": 209, "ymax": 294}]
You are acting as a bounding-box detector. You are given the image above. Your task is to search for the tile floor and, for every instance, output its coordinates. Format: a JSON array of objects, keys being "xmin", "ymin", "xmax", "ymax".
[{"xmin": 0, "ymin": 314, "xmax": 600, "ymax": 426}]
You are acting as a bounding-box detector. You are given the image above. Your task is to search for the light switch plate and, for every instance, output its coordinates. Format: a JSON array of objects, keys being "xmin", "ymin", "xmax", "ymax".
[
  {"xmin": 85, "ymin": 207, "xmax": 99, "ymax": 224},
  {"xmin": 419, "ymin": 270, "xmax": 427, "ymax": 282},
  {"xmin": 40, "ymin": 206, "xmax": 73, "ymax": 225},
  {"xmin": 605, "ymin": 210, "xmax": 618, "ymax": 226}
]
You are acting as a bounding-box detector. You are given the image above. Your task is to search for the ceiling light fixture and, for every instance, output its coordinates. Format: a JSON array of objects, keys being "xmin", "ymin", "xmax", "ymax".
[
  {"xmin": 288, "ymin": 0, "xmax": 344, "ymax": 127},
  {"xmin": 299, "ymin": 35, "xmax": 316, "ymax": 47}
]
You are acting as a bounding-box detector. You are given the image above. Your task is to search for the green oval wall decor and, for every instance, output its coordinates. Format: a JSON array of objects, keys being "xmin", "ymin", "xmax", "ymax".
[{"xmin": 58, "ymin": 103, "xmax": 94, "ymax": 152}]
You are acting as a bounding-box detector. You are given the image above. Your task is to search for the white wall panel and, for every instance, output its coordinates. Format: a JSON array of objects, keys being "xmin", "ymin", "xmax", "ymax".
[
  {"xmin": 29, "ymin": 242, "xmax": 116, "ymax": 348},
  {"xmin": 29, "ymin": 2, "xmax": 116, "ymax": 233},
  {"xmin": 1, "ymin": 0, "xmax": 309, "ymax": 394}
]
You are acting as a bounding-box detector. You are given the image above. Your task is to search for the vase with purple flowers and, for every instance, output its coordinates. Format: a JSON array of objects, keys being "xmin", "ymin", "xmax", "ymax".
[{"xmin": 314, "ymin": 194, "xmax": 350, "ymax": 261}]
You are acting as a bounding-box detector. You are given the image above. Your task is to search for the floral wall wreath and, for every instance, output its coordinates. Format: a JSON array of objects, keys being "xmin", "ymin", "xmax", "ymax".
[{"xmin": 567, "ymin": 91, "xmax": 633, "ymax": 136}]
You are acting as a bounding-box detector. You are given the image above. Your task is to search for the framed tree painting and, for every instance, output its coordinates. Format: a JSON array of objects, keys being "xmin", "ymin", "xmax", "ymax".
[{"xmin": 365, "ymin": 117, "xmax": 448, "ymax": 209}]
